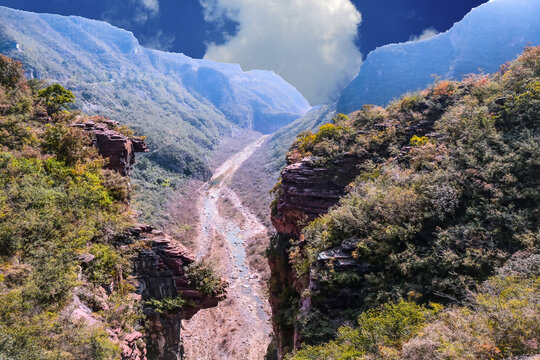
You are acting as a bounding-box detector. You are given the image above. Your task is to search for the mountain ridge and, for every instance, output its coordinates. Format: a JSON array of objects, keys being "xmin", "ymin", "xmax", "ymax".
[
  {"xmin": 337, "ymin": 0, "xmax": 540, "ymax": 114},
  {"xmin": 0, "ymin": 5, "xmax": 311, "ymax": 223}
]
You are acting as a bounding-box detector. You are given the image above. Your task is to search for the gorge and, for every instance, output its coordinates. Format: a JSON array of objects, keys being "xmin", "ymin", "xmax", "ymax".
[{"xmin": 0, "ymin": 0, "xmax": 539, "ymax": 359}]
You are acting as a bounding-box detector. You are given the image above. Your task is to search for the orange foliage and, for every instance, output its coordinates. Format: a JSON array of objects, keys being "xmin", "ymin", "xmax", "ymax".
[{"xmin": 431, "ymin": 80, "xmax": 456, "ymax": 97}]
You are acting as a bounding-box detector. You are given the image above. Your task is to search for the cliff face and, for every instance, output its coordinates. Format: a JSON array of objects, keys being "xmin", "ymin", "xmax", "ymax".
[
  {"xmin": 131, "ymin": 224, "xmax": 225, "ymax": 360},
  {"xmin": 271, "ymin": 154, "xmax": 361, "ymax": 236},
  {"xmin": 77, "ymin": 123, "xmax": 224, "ymax": 359},
  {"xmin": 269, "ymin": 47, "xmax": 540, "ymax": 358},
  {"xmin": 269, "ymin": 154, "xmax": 363, "ymax": 353},
  {"xmin": 74, "ymin": 119, "xmax": 149, "ymax": 176},
  {"xmin": 268, "ymin": 103, "xmax": 443, "ymax": 354}
]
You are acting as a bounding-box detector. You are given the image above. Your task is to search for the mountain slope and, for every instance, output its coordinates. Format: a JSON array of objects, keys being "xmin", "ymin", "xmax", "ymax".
[
  {"xmin": 0, "ymin": 55, "xmax": 226, "ymax": 360},
  {"xmin": 338, "ymin": 0, "xmax": 540, "ymax": 114},
  {"xmin": 0, "ymin": 6, "xmax": 310, "ymax": 222},
  {"xmin": 0, "ymin": 7, "xmax": 310, "ymax": 172},
  {"xmin": 270, "ymin": 46, "xmax": 540, "ymax": 356}
]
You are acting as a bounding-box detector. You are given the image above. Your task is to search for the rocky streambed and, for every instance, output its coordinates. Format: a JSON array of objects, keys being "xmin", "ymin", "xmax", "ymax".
[{"xmin": 181, "ymin": 135, "xmax": 273, "ymax": 360}]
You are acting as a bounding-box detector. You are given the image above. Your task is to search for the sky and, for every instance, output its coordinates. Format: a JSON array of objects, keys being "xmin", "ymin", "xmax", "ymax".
[{"xmin": 0, "ymin": 0, "xmax": 487, "ymax": 104}]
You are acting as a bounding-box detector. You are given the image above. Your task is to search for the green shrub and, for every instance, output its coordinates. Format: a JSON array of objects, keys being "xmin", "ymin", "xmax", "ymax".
[
  {"xmin": 0, "ymin": 115, "xmax": 37, "ymax": 149},
  {"xmin": 86, "ymin": 243, "xmax": 126, "ymax": 285},
  {"xmin": 275, "ymin": 288, "xmax": 300, "ymax": 328},
  {"xmin": 289, "ymin": 300, "xmax": 440, "ymax": 359},
  {"xmin": 185, "ymin": 261, "xmax": 225, "ymax": 296},
  {"xmin": 296, "ymin": 309, "xmax": 335, "ymax": 345},
  {"xmin": 145, "ymin": 296, "xmax": 186, "ymax": 314}
]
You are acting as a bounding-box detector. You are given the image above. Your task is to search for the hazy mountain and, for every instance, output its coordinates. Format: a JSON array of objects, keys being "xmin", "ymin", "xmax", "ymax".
[
  {"xmin": 0, "ymin": 6, "xmax": 310, "ymax": 178},
  {"xmin": 338, "ymin": 0, "xmax": 540, "ymax": 114}
]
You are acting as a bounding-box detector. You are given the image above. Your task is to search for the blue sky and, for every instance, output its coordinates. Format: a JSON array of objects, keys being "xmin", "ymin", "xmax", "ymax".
[{"xmin": 0, "ymin": 0, "xmax": 487, "ymax": 103}]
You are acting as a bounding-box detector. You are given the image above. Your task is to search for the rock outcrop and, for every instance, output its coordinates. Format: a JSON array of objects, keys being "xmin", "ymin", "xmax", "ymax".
[
  {"xmin": 73, "ymin": 119, "xmax": 148, "ymax": 176},
  {"xmin": 268, "ymin": 154, "xmax": 363, "ymax": 355},
  {"xmin": 131, "ymin": 224, "xmax": 226, "ymax": 360},
  {"xmin": 271, "ymin": 154, "xmax": 362, "ymax": 236}
]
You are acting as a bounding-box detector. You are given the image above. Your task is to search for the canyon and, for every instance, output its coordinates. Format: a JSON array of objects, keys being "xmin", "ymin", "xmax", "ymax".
[
  {"xmin": 1, "ymin": 2, "xmax": 539, "ymax": 359},
  {"xmin": 180, "ymin": 135, "xmax": 273, "ymax": 360}
]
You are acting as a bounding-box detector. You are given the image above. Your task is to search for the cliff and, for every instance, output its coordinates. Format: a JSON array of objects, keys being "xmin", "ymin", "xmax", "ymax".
[
  {"xmin": 271, "ymin": 154, "xmax": 362, "ymax": 237},
  {"xmin": 269, "ymin": 47, "xmax": 540, "ymax": 357},
  {"xmin": 73, "ymin": 118, "xmax": 148, "ymax": 176},
  {"xmin": 269, "ymin": 99, "xmax": 443, "ymax": 349},
  {"xmin": 131, "ymin": 224, "xmax": 226, "ymax": 359}
]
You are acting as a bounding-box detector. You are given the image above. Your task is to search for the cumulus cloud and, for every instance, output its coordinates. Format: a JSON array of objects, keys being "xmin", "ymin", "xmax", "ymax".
[
  {"xmin": 200, "ymin": 0, "xmax": 363, "ymax": 105},
  {"xmin": 409, "ymin": 27, "xmax": 439, "ymax": 42}
]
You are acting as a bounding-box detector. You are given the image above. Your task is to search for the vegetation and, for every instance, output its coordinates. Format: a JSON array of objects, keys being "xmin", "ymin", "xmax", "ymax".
[
  {"xmin": 38, "ymin": 83, "xmax": 75, "ymax": 114},
  {"xmin": 0, "ymin": 8, "xmax": 311, "ymax": 229},
  {"xmin": 185, "ymin": 261, "xmax": 226, "ymax": 296},
  {"xmin": 276, "ymin": 47, "xmax": 540, "ymax": 358},
  {"xmin": 289, "ymin": 257, "xmax": 539, "ymax": 360},
  {"xmin": 145, "ymin": 296, "xmax": 186, "ymax": 314},
  {"xmin": 0, "ymin": 55, "xmax": 141, "ymax": 359}
]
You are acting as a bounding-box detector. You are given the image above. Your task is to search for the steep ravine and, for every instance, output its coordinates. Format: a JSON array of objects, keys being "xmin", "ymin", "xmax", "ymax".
[{"xmin": 181, "ymin": 136, "xmax": 273, "ymax": 360}]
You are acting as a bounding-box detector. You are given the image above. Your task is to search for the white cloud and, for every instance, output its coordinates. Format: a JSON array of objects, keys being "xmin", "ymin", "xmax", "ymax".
[
  {"xmin": 200, "ymin": 0, "xmax": 363, "ymax": 105},
  {"xmin": 409, "ymin": 27, "xmax": 439, "ymax": 42},
  {"xmin": 139, "ymin": 30, "xmax": 175, "ymax": 51},
  {"xmin": 140, "ymin": 0, "xmax": 160, "ymax": 14}
]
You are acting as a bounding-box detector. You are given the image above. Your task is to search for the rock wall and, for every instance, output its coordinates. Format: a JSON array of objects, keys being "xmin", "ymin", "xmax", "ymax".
[
  {"xmin": 73, "ymin": 119, "xmax": 148, "ymax": 176},
  {"xmin": 131, "ymin": 224, "xmax": 226, "ymax": 360},
  {"xmin": 268, "ymin": 154, "xmax": 363, "ymax": 355},
  {"xmin": 271, "ymin": 154, "xmax": 361, "ymax": 236},
  {"xmin": 268, "ymin": 107, "xmax": 442, "ymax": 355},
  {"xmin": 67, "ymin": 120, "xmax": 223, "ymax": 359}
]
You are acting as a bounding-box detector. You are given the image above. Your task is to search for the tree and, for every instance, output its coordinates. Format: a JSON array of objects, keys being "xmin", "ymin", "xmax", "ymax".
[
  {"xmin": 0, "ymin": 55, "xmax": 26, "ymax": 90},
  {"xmin": 38, "ymin": 83, "xmax": 75, "ymax": 115}
]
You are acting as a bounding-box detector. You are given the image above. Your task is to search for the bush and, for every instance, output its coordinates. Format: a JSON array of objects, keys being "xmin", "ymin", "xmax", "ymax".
[
  {"xmin": 145, "ymin": 296, "xmax": 186, "ymax": 314},
  {"xmin": 0, "ymin": 55, "xmax": 26, "ymax": 90},
  {"xmin": 402, "ymin": 273, "xmax": 540, "ymax": 360},
  {"xmin": 85, "ymin": 243, "xmax": 126, "ymax": 286},
  {"xmin": 185, "ymin": 261, "xmax": 225, "ymax": 296},
  {"xmin": 289, "ymin": 300, "xmax": 440, "ymax": 360},
  {"xmin": 0, "ymin": 115, "xmax": 37, "ymax": 149}
]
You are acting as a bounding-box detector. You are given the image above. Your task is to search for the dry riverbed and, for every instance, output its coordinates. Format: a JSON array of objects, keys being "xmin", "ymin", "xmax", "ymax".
[{"xmin": 181, "ymin": 135, "xmax": 273, "ymax": 360}]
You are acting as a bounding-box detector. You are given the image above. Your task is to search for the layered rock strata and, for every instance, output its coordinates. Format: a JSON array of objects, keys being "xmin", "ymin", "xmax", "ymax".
[
  {"xmin": 131, "ymin": 224, "xmax": 226, "ymax": 360},
  {"xmin": 73, "ymin": 119, "xmax": 148, "ymax": 176},
  {"xmin": 271, "ymin": 154, "xmax": 361, "ymax": 236},
  {"xmin": 269, "ymin": 154, "xmax": 363, "ymax": 354}
]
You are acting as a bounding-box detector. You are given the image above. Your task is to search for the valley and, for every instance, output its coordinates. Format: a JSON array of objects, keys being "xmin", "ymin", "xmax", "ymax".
[
  {"xmin": 0, "ymin": 1, "xmax": 539, "ymax": 360},
  {"xmin": 181, "ymin": 135, "xmax": 272, "ymax": 360}
]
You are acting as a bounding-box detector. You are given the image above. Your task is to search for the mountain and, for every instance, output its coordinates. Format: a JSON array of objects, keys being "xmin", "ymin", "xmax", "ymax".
[
  {"xmin": 0, "ymin": 7, "xmax": 309, "ymax": 136},
  {"xmin": 270, "ymin": 46, "xmax": 540, "ymax": 358},
  {"xmin": 0, "ymin": 55, "xmax": 226, "ymax": 359},
  {"xmin": 0, "ymin": 7, "xmax": 310, "ymax": 172},
  {"xmin": 0, "ymin": 6, "xmax": 310, "ymax": 222},
  {"xmin": 337, "ymin": 0, "xmax": 540, "ymax": 114}
]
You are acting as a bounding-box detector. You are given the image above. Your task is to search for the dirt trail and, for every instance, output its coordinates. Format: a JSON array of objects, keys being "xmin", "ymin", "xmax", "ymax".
[{"xmin": 182, "ymin": 135, "xmax": 272, "ymax": 360}]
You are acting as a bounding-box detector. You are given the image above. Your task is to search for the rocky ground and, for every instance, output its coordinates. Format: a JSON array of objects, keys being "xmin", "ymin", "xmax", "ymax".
[{"xmin": 181, "ymin": 135, "xmax": 273, "ymax": 360}]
